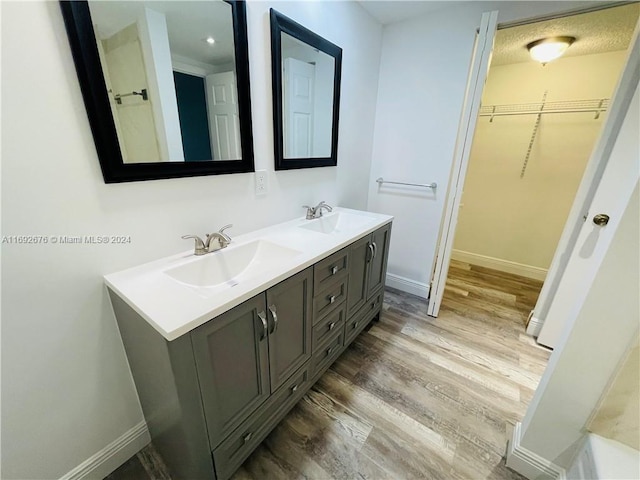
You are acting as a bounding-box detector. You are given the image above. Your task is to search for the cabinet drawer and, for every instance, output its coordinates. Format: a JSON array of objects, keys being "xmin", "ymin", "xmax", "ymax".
[
  {"xmin": 345, "ymin": 291, "xmax": 382, "ymax": 346},
  {"xmin": 213, "ymin": 363, "xmax": 311, "ymax": 480},
  {"xmin": 311, "ymin": 329, "xmax": 344, "ymax": 379},
  {"xmin": 313, "ymin": 248, "xmax": 349, "ymax": 294},
  {"xmin": 312, "ymin": 304, "xmax": 346, "ymax": 352},
  {"xmin": 312, "ymin": 278, "xmax": 347, "ymax": 325}
]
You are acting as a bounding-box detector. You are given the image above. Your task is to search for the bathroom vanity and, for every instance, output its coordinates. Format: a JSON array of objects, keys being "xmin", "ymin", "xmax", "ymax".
[{"xmin": 105, "ymin": 208, "xmax": 392, "ymax": 479}]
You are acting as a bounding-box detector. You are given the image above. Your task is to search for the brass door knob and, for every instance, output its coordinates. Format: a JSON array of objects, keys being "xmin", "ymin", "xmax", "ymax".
[{"xmin": 593, "ymin": 214, "xmax": 610, "ymax": 226}]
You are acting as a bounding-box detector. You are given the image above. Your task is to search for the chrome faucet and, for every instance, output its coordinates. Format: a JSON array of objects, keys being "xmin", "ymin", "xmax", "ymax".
[
  {"xmin": 182, "ymin": 224, "xmax": 232, "ymax": 255},
  {"xmin": 303, "ymin": 201, "xmax": 333, "ymax": 220}
]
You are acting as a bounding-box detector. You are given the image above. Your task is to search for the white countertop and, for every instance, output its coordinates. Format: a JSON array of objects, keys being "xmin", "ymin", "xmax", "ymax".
[{"xmin": 105, "ymin": 208, "xmax": 393, "ymax": 341}]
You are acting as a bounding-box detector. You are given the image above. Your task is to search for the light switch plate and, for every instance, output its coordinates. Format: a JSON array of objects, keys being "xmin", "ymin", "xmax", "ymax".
[{"xmin": 255, "ymin": 170, "xmax": 268, "ymax": 195}]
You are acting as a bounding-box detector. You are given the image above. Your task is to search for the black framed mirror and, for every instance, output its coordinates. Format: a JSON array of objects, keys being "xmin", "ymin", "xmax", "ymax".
[
  {"xmin": 60, "ymin": 0, "xmax": 254, "ymax": 183},
  {"xmin": 269, "ymin": 9, "xmax": 342, "ymax": 170}
]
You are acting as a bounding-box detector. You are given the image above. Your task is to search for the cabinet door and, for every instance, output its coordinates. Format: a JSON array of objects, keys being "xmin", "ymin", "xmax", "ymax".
[
  {"xmin": 367, "ymin": 224, "xmax": 391, "ymax": 298},
  {"xmin": 191, "ymin": 294, "xmax": 270, "ymax": 448},
  {"xmin": 347, "ymin": 235, "xmax": 371, "ymax": 317},
  {"xmin": 266, "ymin": 267, "xmax": 312, "ymax": 392}
]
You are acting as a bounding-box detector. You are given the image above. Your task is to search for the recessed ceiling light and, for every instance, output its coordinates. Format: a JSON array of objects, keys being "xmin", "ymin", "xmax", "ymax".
[
  {"xmin": 205, "ymin": 36, "xmax": 215, "ymax": 45},
  {"xmin": 527, "ymin": 36, "xmax": 575, "ymax": 65}
]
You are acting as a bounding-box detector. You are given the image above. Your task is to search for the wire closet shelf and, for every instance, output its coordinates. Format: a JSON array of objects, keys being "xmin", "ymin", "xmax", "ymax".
[{"xmin": 479, "ymin": 98, "xmax": 610, "ymax": 120}]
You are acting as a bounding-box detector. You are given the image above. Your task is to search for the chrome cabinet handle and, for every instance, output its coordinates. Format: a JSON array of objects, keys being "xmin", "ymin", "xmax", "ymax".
[
  {"xmin": 243, "ymin": 432, "xmax": 253, "ymax": 443},
  {"xmin": 331, "ymin": 265, "xmax": 338, "ymax": 275},
  {"xmin": 372, "ymin": 241, "xmax": 377, "ymax": 260},
  {"xmin": 268, "ymin": 304, "xmax": 278, "ymax": 334},
  {"xmin": 328, "ymin": 295, "xmax": 336, "ymax": 304},
  {"xmin": 291, "ymin": 384, "xmax": 298, "ymax": 393},
  {"xmin": 327, "ymin": 346, "xmax": 334, "ymax": 356},
  {"xmin": 257, "ymin": 311, "xmax": 268, "ymax": 340},
  {"xmin": 354, "ymin": 321, "xmax": 359, "ymax": 329},
  {"xmin": 367, "ymin": 243, "xmax": 374, "ymax": 262},
  {"xmin": 329, "ymin": 322, "xmax": 336, "ymax": 331}
]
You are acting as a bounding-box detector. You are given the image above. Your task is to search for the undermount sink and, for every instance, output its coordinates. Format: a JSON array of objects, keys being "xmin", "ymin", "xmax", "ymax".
[
  {"xmin": 298, "ymin": 211, "xmax": 374, "ymax": 234},
  {"xmin": 165, "ymin": 240, "xmax": 302, "ymax": 289}
]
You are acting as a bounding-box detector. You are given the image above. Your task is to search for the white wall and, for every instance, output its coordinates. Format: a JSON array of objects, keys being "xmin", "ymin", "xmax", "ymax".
[
  {"xmin": 453, "ymin": 51, "xmax": 627, "ymax": 278},
  {"xmin": 367, "ymin": 1, "xmax": 605, "ymax": 297},
  {"xmin": 589, "ymin": 336, "xmax": 640, "ymax": 451},
  {"xmin": 0, "ymin": 1, "xmax": 382, "ymax": 478}
]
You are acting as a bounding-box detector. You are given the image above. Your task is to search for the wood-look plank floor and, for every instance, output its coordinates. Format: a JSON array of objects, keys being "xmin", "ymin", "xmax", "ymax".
[{"xmin": 107, "ymin": 261, "xmax": 549, "ymax": 480}]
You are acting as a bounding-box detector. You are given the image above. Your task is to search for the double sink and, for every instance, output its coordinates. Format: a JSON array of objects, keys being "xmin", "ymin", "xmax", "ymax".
[
  {"xmin": 166, "ymin": 211, "xmax": 376, "ymax": 290},
  {"xmin": 104, "ymin": 208, "xmax": 393, "ymax": 341}
]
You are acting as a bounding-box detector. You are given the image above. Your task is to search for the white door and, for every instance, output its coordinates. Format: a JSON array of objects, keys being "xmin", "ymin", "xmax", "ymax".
[
  {"xmin": 535, "ymin": 27, "xmax": 640, "ymax": 347},
  {"xmin": 283, "ymin": 57, "xmax": 315, "ymax": 158},
  {"xmin": 205, "ymin": 71, "xmax": 241, "ymax": 161},
  {"xmin": 427, "ymin": 11, "xmax": 499, "ymax": 317}
]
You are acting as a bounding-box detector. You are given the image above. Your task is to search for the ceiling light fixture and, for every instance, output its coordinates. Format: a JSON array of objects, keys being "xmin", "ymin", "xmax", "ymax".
[
  {"xmin": 527, "ymin": 36, "xmax": 575, "ymax": 65},
  {"xmin": 205, "ymin": 36, "xmax": 215, "ymax": 45}
]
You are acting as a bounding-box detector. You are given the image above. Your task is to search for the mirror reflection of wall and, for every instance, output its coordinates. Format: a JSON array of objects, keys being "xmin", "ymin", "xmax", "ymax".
[
  {"xmin": 88, "ymin": 0, "xmax": 241, "ymax": 163},
  {"xmin": 281, "ymin": 32, "xmax": 335, "ymax": 159}
]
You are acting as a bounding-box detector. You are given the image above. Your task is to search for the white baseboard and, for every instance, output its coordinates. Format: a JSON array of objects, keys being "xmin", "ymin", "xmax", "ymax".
[
  {"xmin": 386, "ymin": 273, "xmax": 429, "ymax": 299},
  {"xmin": 452, "ymin": 250, "xmax": 548, "ymax": 281},
  {"xmin": 60, "ymin": 421, "xmax": 150, "ymax": 480},
  {"xmin": 506, "ymin": 422, "xmax": 566, "ymax": 480},
  {"xmin": 526, "ymin": 316, "xmax": 544, "ymax": 337}
]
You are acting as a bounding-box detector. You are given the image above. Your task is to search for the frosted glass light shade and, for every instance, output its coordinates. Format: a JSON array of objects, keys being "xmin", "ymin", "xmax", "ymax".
[{"xmin": 527, "ymin": 37, "xmax": 575, "ymax": 64}]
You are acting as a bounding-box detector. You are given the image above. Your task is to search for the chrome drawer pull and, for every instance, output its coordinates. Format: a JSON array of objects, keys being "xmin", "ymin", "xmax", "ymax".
[
  {"xmin": 243, "ymin": 432, "xmax": 253, "ymax": 443},
  {"xmin": 268, "ymin": 304, "xmax": 278, "ymax": 334},
  {"xmin": 354, "ymin": 321, "xmax": 359, "ymax": 329},
  {"xmin": 329, "ymin": 322, "xmax": 336, "ymax": 331},
  {"xmin": 328, "ymin": 295, "xmax": 336, "ymax": 304},
  {"xmin": 291, "ymin": 384, "xmax": 298, "ymax": 393},
  {"xmin": 327, "ymin": 346, "xmax": 334, "ymax": 356},
  {"xmin": 257, "ymin": 311, "xmax": 268, "ymax": 340},
  {"xmin": 331, "ymin": 265, "xmax": 338, "ymax": 275}
]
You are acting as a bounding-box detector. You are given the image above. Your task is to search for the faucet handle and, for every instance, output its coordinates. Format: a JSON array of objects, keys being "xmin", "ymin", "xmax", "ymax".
[
  {"xmin": 182, "ymin": 235, "xmax": 207, "ymax": 255},
  {"xmin": 303, "ymin": 205, "xmax": 315, "ymax": 220}
]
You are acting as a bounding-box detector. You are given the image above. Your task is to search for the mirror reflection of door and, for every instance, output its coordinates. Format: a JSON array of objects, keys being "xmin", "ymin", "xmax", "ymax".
[
  {"xmin": 284, "ymin": 58, "xmax": 315, "ymax": 158},
  {"xmin": 205, "ymin": 72, "xmax": 242, "ymax": 161},
  {"xmin": 95, "ymin": 22, "xmax": 162, "ymax": 163},
  {"xmin": 280, "ymin": 32, "xmax": 335, "ymax": 159}
]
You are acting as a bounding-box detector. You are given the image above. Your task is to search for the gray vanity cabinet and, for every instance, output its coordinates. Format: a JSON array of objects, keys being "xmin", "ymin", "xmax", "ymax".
[
  {"xmin": 110, "ymin": 222, "xmax": 391, "ymax": 480},
  {"xmin": 367, "ymin": 224, "xmax": 391, "ymax": 297},
  {"xmin": 346, "ymin": 223, "xmax": 392, "ymax": 317},
  {"xmin": 191, "ymin": 267, "xmax": 312, "ymax": 448},
  {"xmin": 265, "ymin": 268, "xmax": 313, "ymax": 392},
  {"xmin": 346, "ymin": 235, "xmax": 370, "ymax": 316},
  {"xmin": 191, "ymin": 295, "xmax": 270, "ymax": 449}
]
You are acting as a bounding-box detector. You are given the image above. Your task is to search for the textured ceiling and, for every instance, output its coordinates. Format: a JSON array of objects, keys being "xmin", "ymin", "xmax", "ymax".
[{"xmin": 492, "ymin": 3, "xmax": 640, "ymax": 66}]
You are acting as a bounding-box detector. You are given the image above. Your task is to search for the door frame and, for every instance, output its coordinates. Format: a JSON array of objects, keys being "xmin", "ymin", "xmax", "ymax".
[{"xmin": 428, "ymin": 10, "xmax": 640, "ymax": 329}]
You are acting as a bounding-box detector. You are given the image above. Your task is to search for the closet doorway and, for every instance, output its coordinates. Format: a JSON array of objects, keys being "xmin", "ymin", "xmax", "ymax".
[{"xmin": 429, "ymin": 3, "xmax": 639, "ymax": 340}]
